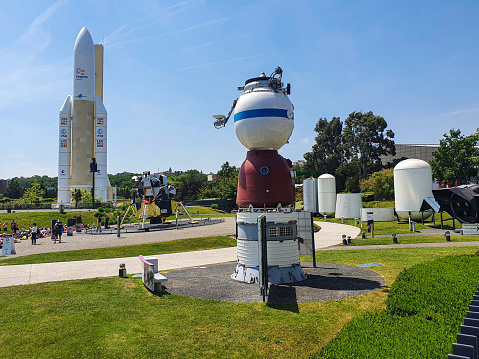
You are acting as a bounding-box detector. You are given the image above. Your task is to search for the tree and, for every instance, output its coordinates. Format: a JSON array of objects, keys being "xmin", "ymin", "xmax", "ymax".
[
  {"xmin": 303, "ymin": 112, "xmax": 395, "ymax": 193},
  {"xmin": 5, "ymin": 178, "xmax": 22, "ymax": 199},
  {"xmin": 18, "ymin": 181, "xmax": 45, "ymax": 203},
  {"xmin": 342, "ymin": 111, "xmax": 395, "ymax": 182},
  {"xmin": 175, "ymin": 170, "xmax": 208, "ymax": 201},
  {"xmin": 430, "ymin": 128, "xmax": 479, "ymax": 186},
  {"xmin": 304, "ymin": 117, "xmax": 343, "ymax": 177},
  {"xmin": 72, "ymin": 189, "xmax": 83, "ymax": 207},
  {"xmin": 360, "ymin": 169, "xmax": 394, "ymax": 201},
  {"xmin": 198, "ymin": 162, "xmax": 239, "ymax": 201}
]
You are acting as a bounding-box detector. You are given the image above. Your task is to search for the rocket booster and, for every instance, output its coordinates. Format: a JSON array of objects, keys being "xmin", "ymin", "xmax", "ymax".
[
  {"xmin": 58, "ymin": 96, "xmax": 72, "ymax": 205},
  {"xmin": 94, "ymin": 95, "xmax": 108, "ymax": 201}
]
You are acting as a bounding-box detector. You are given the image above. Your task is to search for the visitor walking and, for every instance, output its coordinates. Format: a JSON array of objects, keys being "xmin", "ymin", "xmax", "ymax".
[
  {"xmin": 3, "ymin": 221, "xmax": 7, "ymax": 234},
  {"xmin": 53, "ymin": 220, "xmax": 63, "ymax": 244},
  {"xmin": 14, "ymin": 222, "xmax": 20, "ymax": 239},
  {"xmin": 31, "ymin": 223, "xmax": 38, "ymax": 245}
]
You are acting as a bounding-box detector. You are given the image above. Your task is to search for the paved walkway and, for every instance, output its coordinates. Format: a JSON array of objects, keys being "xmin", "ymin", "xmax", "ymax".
[
  {"xmin": 313, "ymin": 221, "xmax": 360, "ymax": 249},
  {"xmin": 0, "ymin": 218, "xmax": 477, "ymax": 288}
]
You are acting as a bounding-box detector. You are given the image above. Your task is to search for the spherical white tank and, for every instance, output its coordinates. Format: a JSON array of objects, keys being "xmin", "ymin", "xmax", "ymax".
[
  {"xmin": 234, "ymin": 73, "xmax": 294, "ymax": 151},
  {"xmin": 317, "ymin": 174, "xmax": 336, "ymax": 216},
  {"xmin": 335, "ymin": 193, "xmax": 362, "ymax": 219},
  {"xmin": 394, "ymin": 158, "xmax": 433, "ymax": 221},
  {"xmin": 303, "ymin": 178, "xmax": 318, "ymax": 213}
]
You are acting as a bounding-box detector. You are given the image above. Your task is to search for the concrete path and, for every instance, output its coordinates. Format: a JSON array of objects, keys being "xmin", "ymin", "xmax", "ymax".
[
  {"xmin": 314, "ymin": 221, "xmax": 361, "ymax": 249},
  {"xmin": 0, "ymin": 247, "xmax": 237, "ymax": 287}
]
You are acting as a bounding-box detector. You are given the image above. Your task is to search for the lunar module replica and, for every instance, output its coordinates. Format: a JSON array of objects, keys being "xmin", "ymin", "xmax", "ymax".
[
  {"xmin": 214, "ymin": 67, "xmax": 306, "ymax": 284},
  {"xmin": 433, "ymin": 185, "xmax": 479, "ymax": 223},
  {"xmin": 121, "ymin": 171, "xmax": 176, "ymax": 229}
]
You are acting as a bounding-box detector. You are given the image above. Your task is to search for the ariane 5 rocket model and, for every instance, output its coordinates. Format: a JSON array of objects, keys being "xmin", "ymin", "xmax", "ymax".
[
  {"xmin": 58, "ymin": 27, "xmax": 111, "ymax": 205},
  {"xmin": 214, "ymin": 67, "xmax": 306, "ymax": 285}
]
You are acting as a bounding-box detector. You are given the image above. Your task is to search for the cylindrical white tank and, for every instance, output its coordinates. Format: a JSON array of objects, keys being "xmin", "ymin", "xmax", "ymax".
[
  {"xmin": 394, "ymin": 159, "xmax": 433, "ymax": 221},
  {"xmin": 317, "ymin": 174, "xmax": 336, "ymax": 216},
  {"xmin": 335, "ymin": 193, "xmax": 362, "ymax": 219},
  {"xmin": 303, "ymin": 178, "xmax": 317, "ymax": 213}
]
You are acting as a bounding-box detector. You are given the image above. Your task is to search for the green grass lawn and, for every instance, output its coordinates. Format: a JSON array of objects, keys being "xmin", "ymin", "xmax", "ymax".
[
  {"xmin": 346, "ymin": 234, "xmax": 479, "ymax": 246},
  {"xmin": 1, "ymin": 245, "xmax": 478, "ymax": 358},
  {"xmin": 0, "ymin": 236, "xmax": 236, "ymax": 266},
  {"xmin": 316, "ymin": 211, "xmax": 461, "ymax": 236},
  {"xmin": 0, "ymin": 207, "xmax": 233, "ymax": 234}
]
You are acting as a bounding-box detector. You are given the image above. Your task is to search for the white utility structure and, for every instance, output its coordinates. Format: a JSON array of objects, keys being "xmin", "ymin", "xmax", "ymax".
[
  {"xmin": 317, "ymin": 174, "xmax": 336, "ymax": 216},
  {"xmin": 335, "ymin": 193, "xmax": 363, "ymax": 219},
  {"xmin": 394, "ymin": 158, "xmax": 433, "ymax": 221},
  {"xmin": 303, "ymin": 178, "xmax": 318, "ymax": 213}
]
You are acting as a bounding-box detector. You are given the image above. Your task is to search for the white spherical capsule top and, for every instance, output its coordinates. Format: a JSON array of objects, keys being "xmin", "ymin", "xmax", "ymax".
[{"xmin": 234, "ymin": 72, "xmax": 294, "ymax": 151}]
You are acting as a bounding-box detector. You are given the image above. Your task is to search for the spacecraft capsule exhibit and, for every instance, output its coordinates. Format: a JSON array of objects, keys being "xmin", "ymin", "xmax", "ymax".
[
  {"xmin": 234, "ymin": 72, "xmax": 294, "ymax": 151},
  {"xmin": 214, "ymin": 67, "xmax": 306, "ymax": 285}
]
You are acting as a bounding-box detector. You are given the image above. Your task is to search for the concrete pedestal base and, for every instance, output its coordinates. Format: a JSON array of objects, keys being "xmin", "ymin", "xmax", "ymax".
[{"xmin": 231, "ymin": 262, "xmax": 306, "ymax": 284}]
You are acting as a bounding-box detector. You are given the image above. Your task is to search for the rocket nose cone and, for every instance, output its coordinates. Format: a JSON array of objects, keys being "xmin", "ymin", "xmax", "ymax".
[
  {"xmin": 59, "ymin": 95, "xmax": 72, "ymax": 115},
  {"xmin": 74, "ymin": 27, "xmax": 95, "ymax": 55}
]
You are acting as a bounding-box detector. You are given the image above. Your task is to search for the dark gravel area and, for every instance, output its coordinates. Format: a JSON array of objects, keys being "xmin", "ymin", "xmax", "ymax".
[{"xmin": 164, "ymin": 262, "xmax": 385, "ymax": 304}]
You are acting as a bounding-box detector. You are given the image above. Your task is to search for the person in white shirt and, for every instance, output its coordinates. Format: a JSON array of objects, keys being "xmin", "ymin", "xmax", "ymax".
[{"xmin": 32, "ymin": 223, "xmax": 38, "ymax": 245}]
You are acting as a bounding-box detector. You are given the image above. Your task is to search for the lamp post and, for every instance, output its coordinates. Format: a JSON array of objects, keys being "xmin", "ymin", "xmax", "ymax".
[{"xmin": 90, "ymin": 157, "xmax": 97, "ymax": 209}]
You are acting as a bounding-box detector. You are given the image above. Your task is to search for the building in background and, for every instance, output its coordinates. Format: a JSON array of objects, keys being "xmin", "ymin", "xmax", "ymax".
[{"xmin": 381, "ymin": 144, "xmax": 439, "ymax": 166}]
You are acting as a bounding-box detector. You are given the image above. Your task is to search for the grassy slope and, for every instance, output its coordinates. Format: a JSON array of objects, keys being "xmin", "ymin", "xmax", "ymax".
[
  {"xmin": 0, "ymin": 246, "xmax": 478, "ymax": 358},
  {"xmin": 0, "ymin": 206, "xmax": 231, "ymax": 233},
  {"xmin": 348, "ymin": 234, "xmax": 479, "ymax": 246},
  {"xmin": 0, "ymin": 236, "xmax": 236, "ymax": 266}
]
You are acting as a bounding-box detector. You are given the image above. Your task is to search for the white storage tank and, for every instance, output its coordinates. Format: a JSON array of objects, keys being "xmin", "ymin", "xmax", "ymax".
[
  {"xmin": 394, "ymin": 158, "xmax": 433, "ymax": 221},
  {"xmin": 303, "ymin": 178, "xmax": 317, "ymax": 213},
  {"xmin": 317, "ymin": 174, "xmax": 336, "ymax": 216},
  {"xmin": 335, "ymin": 193, "xmax": 362, "ymax": 219}
]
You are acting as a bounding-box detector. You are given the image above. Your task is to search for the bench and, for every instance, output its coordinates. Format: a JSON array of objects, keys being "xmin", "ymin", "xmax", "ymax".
[{"xmin": 139, "ymin": 255, "xmax": 168, "ymax": 292}]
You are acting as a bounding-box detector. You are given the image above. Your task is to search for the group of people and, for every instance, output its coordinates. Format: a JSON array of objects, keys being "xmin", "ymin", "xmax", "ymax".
[
  {"xmin": 1, "ymin": 219, "xmax": 55, "ymax": 244},
  {"xmin": 1, "ymin": 217, "xmax": 96, "ymax": 248}
]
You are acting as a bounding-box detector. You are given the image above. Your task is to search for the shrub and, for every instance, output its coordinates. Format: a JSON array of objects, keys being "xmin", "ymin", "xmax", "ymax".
[
  {"xmin": 318, "ymin": 253, "xmax": 479, "ymax": 358},
  {"xmin": 360, "ymin": 169, "xmax": 394, "ymax": 201},
  {"xmin": 210, "ymin": 204, "xmax": 219, "ymax": 210}
]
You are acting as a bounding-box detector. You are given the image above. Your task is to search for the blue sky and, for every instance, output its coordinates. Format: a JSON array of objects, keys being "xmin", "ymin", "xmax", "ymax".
[{"xmin": 1, "ymin": 0, "xmax": 478, "ymax": 179}]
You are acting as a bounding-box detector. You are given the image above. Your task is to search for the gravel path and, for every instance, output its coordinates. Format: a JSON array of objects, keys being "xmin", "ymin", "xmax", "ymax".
[
  {"xmin": 5, "ymin": 217, "xmax": 236, "ymax": 258},
  {"xmin": 166, "ymin": 261, "xmax": 385, "ymax": 303}
]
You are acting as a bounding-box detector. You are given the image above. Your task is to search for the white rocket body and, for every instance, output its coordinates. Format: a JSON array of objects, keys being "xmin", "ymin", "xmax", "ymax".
[
  {"xmin": 70, "ymin": 27, "xmax": 95, "ymax": 193},
  {"xmin": 58, "ymin": 27, "xmax": 109, "ymax": 204}
]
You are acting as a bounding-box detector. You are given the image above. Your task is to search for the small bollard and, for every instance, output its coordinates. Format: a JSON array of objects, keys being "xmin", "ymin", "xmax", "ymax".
[
  {"xmin": 445, "ymin": 231, "xmax": 451, "ymax": 241},
  {"xmin": 341, "ymin": 216, "xmax": 344, "ymax": 224},
  {"xmin": 411, "ymin": 222, "xmax": 416, "ymax": 232},
  {"xmin": 347, "ymin": 235, "xmax": 352, "ymax": 244},
  {"xmin": 392, "ymin": 233, "xmax": 398, "ymax": 244},
  {"xmin": 342, "ymin": 234, "xmax": 347, "ymax": 245},
  {"xmin": 323, "ymin": 214, "xmax": 327, "ymax": 222},
  {"xmin": 119, "ymin": 263, "xmax": 127, "ymax": 278},
  {"xmin": 362, "ymin": 231, "xmax": 366, "ymax": 239},
  {"xmin": 355, "ymin": 218, "xmax": 359, "ymax": 226}
]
